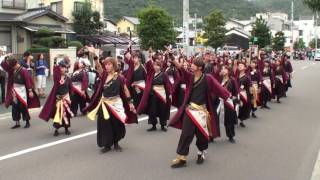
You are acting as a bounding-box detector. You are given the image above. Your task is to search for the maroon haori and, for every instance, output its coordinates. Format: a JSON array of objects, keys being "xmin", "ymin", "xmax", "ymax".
[
  {"xmin": 136, "ymin": 60, "xmax": 172, "ymax": 115},
  {"xmin": 1, "ymin": 61, "xmax": 40, "ymax": 109},
  {"xmin": 39, "ymin": 66, "xmax": 72, "ymax": 121},
  {"xmin": 84, "ymin": 70, "xmax": 138, "ymax": 124},
  {"xmin": 169, "ymin": 68, "xmax": 232, "ymax": 138}
]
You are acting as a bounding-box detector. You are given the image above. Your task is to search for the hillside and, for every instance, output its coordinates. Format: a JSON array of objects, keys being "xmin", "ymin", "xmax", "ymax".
[{"xmin": 104, "ymin": 0, "xmax": 314, "ymax": 23}]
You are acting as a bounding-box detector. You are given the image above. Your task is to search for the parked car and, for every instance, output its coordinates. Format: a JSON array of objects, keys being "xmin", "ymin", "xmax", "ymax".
[{"xmin": 314, "ymin": 49, "xmax": 320, "ymax": 61}]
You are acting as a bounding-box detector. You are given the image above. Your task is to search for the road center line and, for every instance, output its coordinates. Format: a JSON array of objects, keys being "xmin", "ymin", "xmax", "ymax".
[{"xmin": 0, "ymin": 108, "xmax": 178, "ymax": 161}]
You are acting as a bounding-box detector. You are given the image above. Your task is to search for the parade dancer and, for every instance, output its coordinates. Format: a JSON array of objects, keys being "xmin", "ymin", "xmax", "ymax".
[
  {"xmin": 237, "ymin": 62, "xmax": 252, "ymax": 128},
  {"xmin": 169, "ymin": 57, "xmax": 234, "ymax": 168},
  {"xmin": 220, "ymin": 65, "xmax": 239, "ymax": 143},
  {"xmin": 70, "ymin": 60, "xmax": 90, "ymax": 116},
  {"xmin": 261, "ymin": 61, "xmax": 274, "ymax": 109},
  {"xmin": 137, "ymin": 54, "xmax": 172, "ymax": 132},
  {"xmin": 1, "ymin": 56, "xmax": 40, "ymax": 129},
  {"xmin": 282, "ymin": 56, "xmax": 293, "ymax": 96},
  {"xmin": 39, "ymin": 60, "xmax": 74, "ymax": 136},
  {"xmin": 124, "ymin": 51, "xmax": 146, "ymax": 108},
  {"xmin": 273, "ymin": 59, "xmax": 288, "ymax": 103},
  {"xmin": 248, "ymin": 60, "xmax": 262, "ymax": 118},
  {"xmin": 85, "ymin": 57, "xmax": 137, "ymax": 153}
]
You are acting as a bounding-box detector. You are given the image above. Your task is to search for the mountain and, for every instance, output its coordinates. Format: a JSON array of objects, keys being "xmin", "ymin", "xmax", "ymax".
[{"xmin": 104, "ymin": 0, "xmax": 314, "ymax": 24}]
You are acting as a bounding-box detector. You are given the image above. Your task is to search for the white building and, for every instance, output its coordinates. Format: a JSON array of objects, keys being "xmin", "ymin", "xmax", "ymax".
[{"xmin": 103, "ymin": 18, "xmax": 117, "ymax": 33}]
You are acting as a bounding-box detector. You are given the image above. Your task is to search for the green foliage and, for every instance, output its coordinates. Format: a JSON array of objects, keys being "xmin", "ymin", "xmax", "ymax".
[
  {"xmin": 303, "ymin": 0, "xmax": 320, "ymax": 12},
  {"xmin": 272, "ymin": 31, "xmax": 286, "ymax": 51},
  {"xmin": 27, "ymin": 47, "xmax": 49, "ymax": 53},
  {"xmin": 37, "ymin": 36, "xmax": 66, "ymax": 48},
  {"xmin": 309, "ymin": 38, "xmax": 316, "ymax": 48},
  {"xmin": 294, "ymin": 38, "xmax": 306, "ymax": 50},
  {"xmin": 104, "ymin": 0, "xmax": 313, "ymax": 24},
  {"xmin": 33, "ymin": 28, "xmax": 66, "ymax": 48},
  {"xmin": 68, "ymin": 41, "xmax": 83, "ymax": 50},
  {"xmin": 137, "ymin": 6, "xmax": 176, "ymax": 50},
  {"xmin": 251, "ymin": 16, "xmax": 271, "ymax": 48},
  {"xmin": 72, "ymin": 0, "xmax": 103, "ymax": 35},
  {"xmin": 203, "ymin": 10, "xmax": 226, "ymax": 50}
]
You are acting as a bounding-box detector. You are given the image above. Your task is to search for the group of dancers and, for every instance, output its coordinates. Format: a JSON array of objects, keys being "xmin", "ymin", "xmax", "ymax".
[{"xmin": 0, "ymin": 45, "xmax": 293, "ymax": 168}]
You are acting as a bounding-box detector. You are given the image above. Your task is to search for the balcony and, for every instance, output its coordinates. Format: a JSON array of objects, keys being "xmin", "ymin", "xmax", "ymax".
[{"xmin": 2, "ymin": 0, "xmax": 26, "ymax": 10}]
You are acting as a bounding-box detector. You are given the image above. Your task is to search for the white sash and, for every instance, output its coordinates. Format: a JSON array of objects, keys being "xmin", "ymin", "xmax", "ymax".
[
  {"xmin": 186, "ymin": 105, "xmax": 210, "ymax": 140},
  {"xmin": 276, "ymin": 75, "xmax": 284, "ymax": 84},
  {"xmin": 181, "ymin": 84, "xmax": 186, "ymax": 91},
  {"xmin": 263, "ymin": 79, "xmax": 272, "ymax": 94},
  {"xmin": 153, "ymin": 85, "xmax": 167, "ymax": 104},
  {"xmin": 169, "ymin": 76, "xmax": 174, "ymax": 84},
  {"xmin": 13, "ymin": 83, "xmax": 27, "ymax": 107},
  {"xmin": 72, "ymin": 82, "xmax": 84, "ymax": 97},
  {"xmin": 132, "ymin": 81, "xmax": 145, "ymax": 94},
  {"xmin": 104, "ymin": 97, "xmax": 127, "ymax": 124},
  {"xmin": 239, "ymin": 90, "xmax": 248, "ymax": 104}
]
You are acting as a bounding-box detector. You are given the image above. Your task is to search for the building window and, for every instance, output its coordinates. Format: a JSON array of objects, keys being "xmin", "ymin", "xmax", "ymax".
[
  {"xmin": 74, "ymin": 2, "xmax": 84, "ymax": 12},
  {"xmin": 2, "ymin": 0, "xmax": 26, "ymax": 9},
  {"xmin": 299, "ymin": 30, "xmax": 303, "ymax": 36},
  {"xmin": 51, "ymin": 1, "xmax": 63, "ymax": 15}
]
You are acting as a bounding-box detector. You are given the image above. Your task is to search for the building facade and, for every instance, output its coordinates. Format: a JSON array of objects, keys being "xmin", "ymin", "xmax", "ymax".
[{"xmin": 42, "ymin": 0, "xmax": 104, "ymax": 24}]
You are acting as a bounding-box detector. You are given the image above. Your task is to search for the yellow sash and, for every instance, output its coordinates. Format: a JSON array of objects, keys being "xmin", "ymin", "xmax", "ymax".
[
  {"xmin": 53, "ymin": 95, "xmax": 71, "ymax": 125},
  {"xmin": 87, "ymin": 97, "xmax": 110, "ymax": 121}
]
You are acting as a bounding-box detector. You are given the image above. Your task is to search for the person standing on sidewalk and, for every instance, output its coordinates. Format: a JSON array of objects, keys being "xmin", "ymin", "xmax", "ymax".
[
  {"xmin": 0, "ymin": 50, "xmax": 7, "ymax": 104},
  {"xmin": 35, "ymin": 53, "xmax": 48, "ymax": 98}
]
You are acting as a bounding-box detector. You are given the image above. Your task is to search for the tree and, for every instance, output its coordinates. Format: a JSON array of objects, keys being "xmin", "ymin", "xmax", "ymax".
[
  {"xmin": 303, "ymin": 0, "xmax": 320, "ymax": 12},
  {"xmin": 33, "ymin": 27, "xmax": 66, "ymax": 48},
  {"xmin": 309, "ymin": 38, "xmax": 316, "ymax": 49},
  {"xmin": 72, "ymin": 0, "xmax": 103, "ymax": 35},
  {"xmin": 294, "ymin": 38, "xmax": 306, "ymax": 50},
  {"xmin": 137, "ymin": 6, "xmax": 176, "ymax": 50},
  {"xmin": 272, "ymin": 31, "xmax": 286, "ymax": 51},
  {"xmin": 203, "ymin": 10, "xmax": 227, "ymax": 50},
  {"xmin": 251, "ymin": 16, "xmax": 271, "ymax": 48}
]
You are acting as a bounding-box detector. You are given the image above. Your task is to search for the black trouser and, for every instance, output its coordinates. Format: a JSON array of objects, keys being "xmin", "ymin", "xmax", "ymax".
[
  {"xmin": 71, "ymin": 93, "xmax": 87, "ymax": 115},
  {"xmin": 177, "ymin": 114, "xmax": 208, "ymax": 156},
  {"xmin": 12, "ymin": 100, "xmax": 29, "ymax": 121},
  {"xmin": 97, "ymin": 108, "xmax": 126, "ymax": 148},
  {"xmin": 261, "ymin": 88, "xmax": 271, "ymax": 107},
  {"xmin": 53, "ymin": 118, "xmax": 70, "ymax": 129},
  {"xmin": 0, "ymin": 75, "xmax": 5, "ymax": 103},
  {"xmin": 224, "ymin": 107, "xmax": 236, "ymax": 138},
  {"xmin": 147, "ymin": 94, "xmax": 169, "ymax": 126}
]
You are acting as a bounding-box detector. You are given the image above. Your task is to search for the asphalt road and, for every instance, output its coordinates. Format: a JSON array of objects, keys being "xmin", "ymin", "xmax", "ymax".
[{"xmin": 0, "ymin": 60, "xmax": 319, "ymax": 180}]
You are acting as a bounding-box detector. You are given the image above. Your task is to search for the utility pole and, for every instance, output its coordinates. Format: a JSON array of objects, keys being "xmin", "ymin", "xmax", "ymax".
[
  {"xmin": 291, "ymin": 0, "xmax": 294, "ymax": 60},
  {"xmin": 315, "ymin": 11, "xmax": 318, "ymax": 52},
  {"xmin": 183, "ymin": 0, "xmax": 190, "ymax": 57}
]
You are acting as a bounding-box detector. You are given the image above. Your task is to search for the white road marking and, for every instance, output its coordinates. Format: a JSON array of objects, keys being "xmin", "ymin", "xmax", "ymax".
[
  {"xmin": 0, "ymin": 108, "xmax": 178, "ymax": 161},
  {"xmin": 310, "ymin": 149, "xmax": 320, "ymax": 180},
  {"xmin": 312, "ymin": 62, "xmax": 316, "ymax": 65},
  {"xmin": 301, "ymin": 66, "xmax": 309, "ymax": 70}
]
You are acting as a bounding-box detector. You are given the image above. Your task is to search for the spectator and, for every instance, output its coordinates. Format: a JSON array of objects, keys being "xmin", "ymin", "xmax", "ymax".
[
  {"xmin": 35, "ymin": 53, "xmax": 48, "ymax": 98},
  {"xmin": 0, "ymin": 49, "xmax": 6, "ymax": 103},
  {"xmin": 20, "ymin": 51, "xmax": 34, "ymax": 76}
]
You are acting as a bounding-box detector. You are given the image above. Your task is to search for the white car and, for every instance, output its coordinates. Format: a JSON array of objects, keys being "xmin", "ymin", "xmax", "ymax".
[{"xmin": 314, "ymin": 49, "xmax": 320, "ymax": 61}]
